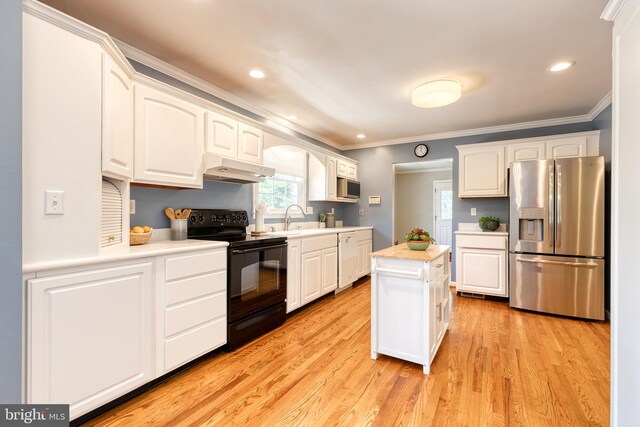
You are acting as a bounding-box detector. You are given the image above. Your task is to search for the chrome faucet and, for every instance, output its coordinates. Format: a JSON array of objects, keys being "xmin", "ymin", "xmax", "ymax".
[{"xmin": 284, "ymin": 204, "xmax": 306, "ymax": 231}]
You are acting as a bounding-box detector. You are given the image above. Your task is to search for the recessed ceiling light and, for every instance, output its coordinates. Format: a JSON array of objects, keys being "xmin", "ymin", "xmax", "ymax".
[
  {"xmin": 548, "ymin": 61, "xmax": 575, "ymax": 72},
  {"xmin": 411, "ymin": 79, "xmax": 462, "ymax": 108},
  {"xmin": 249, "ymin": 69, "xmax": 265, "ymax": 79},
  {"xmin": 356, "ymin": 133, "xmax": 366, "ymax": 139},
  {"xmin": 286, "ymin": 115, "xmax": 298, "ymax": 120}
]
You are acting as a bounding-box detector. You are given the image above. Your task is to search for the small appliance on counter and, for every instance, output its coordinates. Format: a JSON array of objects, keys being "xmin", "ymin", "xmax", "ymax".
[
  {"xmin": 509, "ymin": 157, "xmax": 605, "ymax": 320},
  {"xmin": 187, "ymin": 209, "xmax": 287, "ymax": 350}
]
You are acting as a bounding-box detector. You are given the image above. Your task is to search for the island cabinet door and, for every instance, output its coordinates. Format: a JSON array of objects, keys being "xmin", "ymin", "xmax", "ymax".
[{"xmin": 372, "ymin": 260, "xmax": 427, "ymax": 366}]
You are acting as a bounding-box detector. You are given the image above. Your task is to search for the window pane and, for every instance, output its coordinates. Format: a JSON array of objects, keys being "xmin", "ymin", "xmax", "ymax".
[{"xmin": 441, "ymin": 190, "xmax": 453, "ymax": 220}]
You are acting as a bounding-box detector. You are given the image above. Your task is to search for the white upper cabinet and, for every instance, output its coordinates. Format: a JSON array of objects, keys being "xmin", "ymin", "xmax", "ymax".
[
  {"xmin": 506, "ymin": 141, "xmax": 546, "ymax": 165},
  {"xmin": 547, "ymin": 137, "xmax": 588, "ymax": 159},
  {"xmin": 205, "ymin": 111, "xmax": 238, "ymax": 159},
  {"xmin": 133, "ymin": 82, "xmax": 204, "ymax": 188},
  {"xmin": 458, "ymin": 145, "xmax": 507, "ymax": 198},
  {"xmin": 237, "ymin": 123, "xmax": 264, "ymax": 164},
  {"xmin": 337, "ymin": 159, "xmax": 358, "ymax": 180},
  {"xmin": 309, "ymin": 155, "xmax": 338, "ymax": 201},
  {"xmin": 205, "ymin": 111, "xmax": 263, "ymax": 165},
  {"xmin": 458, "ymin": 131, "xmax": 599, "ymax": 198},
  {"xmin": 101, "ymin": 52, "xmax": 133, "ymax": 180}
]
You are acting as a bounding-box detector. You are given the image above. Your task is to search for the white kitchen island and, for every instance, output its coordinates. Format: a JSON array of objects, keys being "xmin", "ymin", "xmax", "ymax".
[{"xmin": 370, "ymin": 244, "xmax": 451, "ymax": 374}]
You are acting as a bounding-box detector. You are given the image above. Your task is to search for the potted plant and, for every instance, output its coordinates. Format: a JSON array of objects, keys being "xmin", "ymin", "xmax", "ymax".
[
  {"xmin": 479, "ymin": 216, "xmax": 500, "ymax": 232},
  {"xmin": 318, "ymin": 212, "xmax": 327, "ymax": 228},
  {"xmin": 404, "ymin": 227, "xmax": 435, "ymax": 251}
]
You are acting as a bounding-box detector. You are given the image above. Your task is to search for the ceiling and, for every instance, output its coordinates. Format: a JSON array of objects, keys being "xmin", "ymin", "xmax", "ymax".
[{"xmin": 41, "ymin": 0, "xmax": 612, "ymax": 149}]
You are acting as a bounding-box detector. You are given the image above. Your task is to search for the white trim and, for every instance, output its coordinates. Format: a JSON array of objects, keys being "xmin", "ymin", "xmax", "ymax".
[
  {"xmin": 395, "ymin": 167, "xmax": 453, "ymax": 175},
  {"xmin": 602, "ymin": 0, "xmax": 626, "ymax": 20},
  {"xmin": 347, "ymin": 93, "xmax": 612, "ymax": 150},
  {"xmin": 433, "ymin": 180, "xmax": 453, "ymax": 247}
]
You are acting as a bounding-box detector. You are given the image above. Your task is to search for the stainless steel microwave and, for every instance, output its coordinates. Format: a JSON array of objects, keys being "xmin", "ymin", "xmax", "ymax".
[{"xmin": 337, "ymin": 178, "xmax": 360, "ymax": 199}]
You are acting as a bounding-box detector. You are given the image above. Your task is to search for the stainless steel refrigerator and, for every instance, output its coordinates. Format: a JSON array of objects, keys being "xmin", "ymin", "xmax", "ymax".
[{"xmin": 509, "ymin": 156, "xmax": 605, "ymax": 320}]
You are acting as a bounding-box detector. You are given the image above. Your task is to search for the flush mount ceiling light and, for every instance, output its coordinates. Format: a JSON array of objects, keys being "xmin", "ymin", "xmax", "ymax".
[
  {"xmin": 548, "ymin": 61, "xmax": 575, "ymax": 72},
  {"xmin": 249, "ymin": 69, "xmax": 265, "ymax": 79},
  {"xmin": 286, "ymin": 114, "xmax": 298, "ymax": 120},
  {"xmin": 356, "ymin": 133, "xmax": 366, "ymax": 139},
  {"xmin": 411, "ymin": 79, "xmax": 462, "ymax": 108}
]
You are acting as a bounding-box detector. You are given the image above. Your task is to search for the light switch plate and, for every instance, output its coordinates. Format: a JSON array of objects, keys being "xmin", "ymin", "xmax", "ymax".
[
  {"xmin": 130, "ymin": 199, "xmax": 136, "ymax": 214},
  {"xmin": 359, "ymin": 209, "xmax": 364, "ymax": 216},
  {"xmin": 306, "ymin": 206, "xmax": 313, "ymax": 215},
  {"xmin": 470, "ymin": 208, "xmax": 477, "ymax": 216},
  {"xmin": 45, "ymin": 190, "xmax": 64, "ymax": 215}
]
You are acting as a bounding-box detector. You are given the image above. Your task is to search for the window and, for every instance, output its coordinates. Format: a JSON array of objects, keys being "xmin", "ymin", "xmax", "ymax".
[{"xmin": 253, "ymin": 145, "xmax": 308, "ymax": 218}]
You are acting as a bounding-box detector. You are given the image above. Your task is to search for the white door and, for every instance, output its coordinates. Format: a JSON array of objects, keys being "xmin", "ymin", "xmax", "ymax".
[{"xmin": 433, "ymin": 180, "xmax": 453, "ymax": 246}]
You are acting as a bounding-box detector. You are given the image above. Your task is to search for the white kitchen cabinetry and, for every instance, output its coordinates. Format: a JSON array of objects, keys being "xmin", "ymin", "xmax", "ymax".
[
  {"xmin": 238, "ymin": 123, "xmax": 264, "ymax": 164},
  {"xmin": 296, "ymin": 234, "xmax": 339, "ymax": 308},
  {"xmin": 371, "ymin": 246, "xmax": 450, "ymax": 374},
  {"xmin": 458, "ymin": 131, "xmax": 599, "ymax": 198},
  {"xmin": 101, "ymin": 52, "xmax": 134, "ymax": 180},
  {"xmin": 337, "ymin": 159, "xmax": 358, "ymax": 180},
  {"xmin": 27, "ymin": 261, "xmax": 154, "ymax": 420},
  {"xmin": 356, "ymin": 229, "xmax": 373, "ymax": 278},
  {"xmin": 133, "ymin": 81, "xmax": 204, "ymax": 188},
  {"xmin": 455, "ymin": 232, "xmax": 508, "ymax": 297},
  {"xmin": 309, "ymin": 155, "xmax": 338, "ymax": 201},
  {"xmin": 286, "ymin": 239, "xmax": 302, "ymax": 313},
  {"xmin": 546, "ymin": 137, "xmax": 588, "ymax": 159},
  {"xmin": 205, "ymin": 111, "xmax": 264, "ymax": 165},
  {"xmin": 155, "ymin": 249, "xmax": 227, "ymax": 375},
  {"xmin": 458, "ymin": 145, "xmax": 507, "ymax": 197},
  {"xmin": 507, "ymin": 141, "xmax": 546, "ymax": 165}
]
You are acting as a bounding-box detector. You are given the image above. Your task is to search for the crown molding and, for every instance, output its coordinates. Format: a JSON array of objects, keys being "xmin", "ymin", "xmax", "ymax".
[
  {"xmin": 23, "ymin": 0, "xmax": 134, "ymax": 76},
  {"xmin": 345, "ymin": 93, "xmax": 612, "ymax": 151},
  {"xmin": 114, "ymin": 39, "xmax": 343, "ymax": 151},
  {"xmin": 601, "ymin": 0, "xmax": 626, "ymax": 21}
]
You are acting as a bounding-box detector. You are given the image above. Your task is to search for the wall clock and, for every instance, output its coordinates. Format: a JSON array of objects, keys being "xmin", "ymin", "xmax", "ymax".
[{"xmin": 414, "ymin": 144, "xmax": 428, "ymax": 158}]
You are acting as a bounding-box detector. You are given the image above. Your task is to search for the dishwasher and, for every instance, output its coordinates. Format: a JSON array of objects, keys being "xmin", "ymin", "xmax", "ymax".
[{"xmin": 338, "ymin": 232, "xmax": 358, "ymax": 291}]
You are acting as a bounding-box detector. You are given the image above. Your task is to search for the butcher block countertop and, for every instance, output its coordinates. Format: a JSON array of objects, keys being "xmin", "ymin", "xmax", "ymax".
[{"xmin": 370, "ymin": 243, "xmax": 450, "ymax": 262}]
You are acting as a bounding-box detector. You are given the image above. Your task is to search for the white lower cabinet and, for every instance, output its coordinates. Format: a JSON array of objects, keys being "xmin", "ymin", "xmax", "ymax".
[
  {"xmin": 27, "ymin": 261, "xmax": 154, "ymax": 420},
  {"xmin": 321, "ymin": 247, "xmax": 338, "ymax": 294},
  {"xmin": 455, "ymin": 233, "xmax": 508, "ymax": 297},
  {"xmin": 156, "ymin": 249, "xmax": 227, "ymax": 375},
  {"xmin": 301, "ymin": 251, "xmax": 322, "ymax": 305},
  {"xmin": 356, "ymin": 230, "xmax": 373, "ymax": 278},
  {"xmin": 286, "ymin": 239, "xmax": 302, "ymax": 313}
]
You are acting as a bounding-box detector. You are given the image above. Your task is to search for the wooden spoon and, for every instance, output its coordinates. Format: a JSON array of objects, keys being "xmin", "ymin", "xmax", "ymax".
[
  {"xmin": 175, "ymin": 209, "xmax": 182, "ymax": 219},
  {"xmin": 182, "ymin": 209, "xmax": 191, "ymax": 219},
  {"xmin": 165, "ymin": 207, "xmax": 176, "ymax": 220}
]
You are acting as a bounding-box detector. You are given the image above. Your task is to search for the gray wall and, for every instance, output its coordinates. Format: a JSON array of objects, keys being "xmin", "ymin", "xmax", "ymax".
[
  {"xmin": 343, "ymin": 122, "xmax": 596, "ymax": 281},
  {"xmin": 0, "ymin": 0, "xmax": 23, "ymax": 403}
]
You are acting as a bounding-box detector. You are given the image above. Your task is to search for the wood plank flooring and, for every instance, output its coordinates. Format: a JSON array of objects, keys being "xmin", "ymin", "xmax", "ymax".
[{"xmin": 84, "ymin": 279, "xmax": 609, "ymax": 426}]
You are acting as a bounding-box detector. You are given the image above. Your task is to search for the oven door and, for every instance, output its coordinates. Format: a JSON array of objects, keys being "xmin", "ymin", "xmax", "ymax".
[{"xmin": 228, "ymin": 243, "xmax": 287, "ymax": 322}]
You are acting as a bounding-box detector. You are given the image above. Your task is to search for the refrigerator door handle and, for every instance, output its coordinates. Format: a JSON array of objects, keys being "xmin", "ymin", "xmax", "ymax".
[
  {"xmin": 548, "ymin": 164, "xmax": 555, "ymax": 250},
  {"xmin": 516, "ymin": 258, "xmax": 598, "ymax": 268},
  {"xmin": 556, "ymin": 163, "xmax": 562, "ymax": 249}
]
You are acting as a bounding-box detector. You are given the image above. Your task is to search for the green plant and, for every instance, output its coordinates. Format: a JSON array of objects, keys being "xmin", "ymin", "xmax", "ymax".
[
  {"xmin": 404, "ymin": 227, "xmax": 435, "ymax": 243},
  {"xmin": 479, "ymin": 216, "xmax": 500, "ymax": 232},
  {"xmin": 479, "ymin": 216, "xmax": 499, "ymax": 223},
  {"xmin": 318, "ymin": 212, "xmax": 327, "ymax": 222}
]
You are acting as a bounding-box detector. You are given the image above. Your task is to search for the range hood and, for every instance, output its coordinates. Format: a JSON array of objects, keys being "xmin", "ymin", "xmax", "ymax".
[{"xmin": 203, "ymin": 154, "xmax": 275, "ymax": 184}]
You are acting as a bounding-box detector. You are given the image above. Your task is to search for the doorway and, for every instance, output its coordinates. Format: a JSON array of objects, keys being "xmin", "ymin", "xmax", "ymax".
[{"xmin": 392, "ymin": 159, "xmax": 453, "ymax": 245}]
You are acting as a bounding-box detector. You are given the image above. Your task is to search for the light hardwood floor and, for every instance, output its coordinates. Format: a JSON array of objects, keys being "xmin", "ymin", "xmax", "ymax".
[{"xmin": 84, "ymin": 279, "xmax": 609, "ymax": 426}]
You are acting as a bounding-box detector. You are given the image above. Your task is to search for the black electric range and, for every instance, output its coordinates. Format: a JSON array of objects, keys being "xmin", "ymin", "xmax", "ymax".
[{"xmin": 187, "ymin": 209, "xmax": 287, "ymax": 350}]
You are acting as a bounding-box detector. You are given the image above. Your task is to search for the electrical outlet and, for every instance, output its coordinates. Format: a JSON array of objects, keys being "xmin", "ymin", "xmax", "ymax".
[
  {"xmin": 306, "ymin": 206, "xmax": 313, "ymax": 215},
  {"xmin": 130, "ymin": 199, "xmax": 136, "ymax": 214},
  {"xmin": 470, "ymin": 208, "xmax": 477, "ymax": 216},
  {"xmin": 359, "ymin": 209, "xmax": 364, "ymax": 216},
  {"xmin": 45, "ymin": 190, "xmax": 64, "ymax": 215}
]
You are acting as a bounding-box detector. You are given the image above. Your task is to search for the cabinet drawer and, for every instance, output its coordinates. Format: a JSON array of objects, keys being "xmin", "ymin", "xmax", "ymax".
[
  {"xmin": 429, "ymin": 255, "xmax": 445, "ymax": 282},
  {"xmin": 302, "ymin": 234, "xmax": 337, "ymax": 253},
  {"xmin": 165, "ymin": 250, "xmax": 226, "ymax": 281},
  {"xmin": 166, "ymin": 270, "xmax": 226, "ymax": 306},
  {"xmin": 164, "ymin": 317, "xmax": 226, "ymax": 371},
  {"xmin": 355, "ymin": 229, "xmax": 372, "ymax": 242},
  {"xmin": 456, "ymin": 235, "xmax": 507, "ymax": 250},
  {"xmin": 165, "ymin": 292, "xmax": 226, "ymax": 337}
]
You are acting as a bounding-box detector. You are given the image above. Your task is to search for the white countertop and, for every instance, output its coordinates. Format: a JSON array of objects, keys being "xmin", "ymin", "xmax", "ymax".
[
  {"xmin": 454, "ymin": 230, "xmax": 509, "ymax": 236},
  {"xmin": 266, "ymin": 226, "xmax": 373, "ymax": 240},
  {"xmin": 370, "ymin": 243, "xmax": 450, "ymax": 262},
  {"xmin": 23, "ymin": 239, "xmax": 228, "ymax": 274}
]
